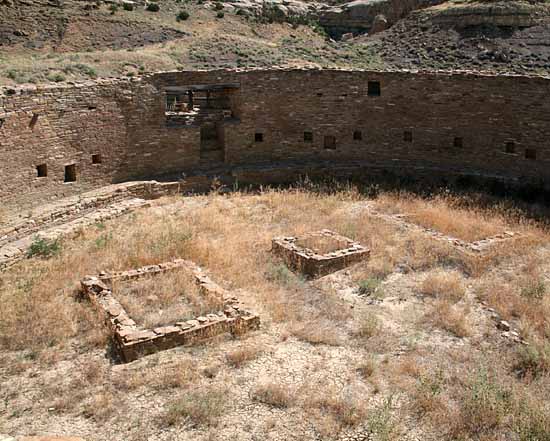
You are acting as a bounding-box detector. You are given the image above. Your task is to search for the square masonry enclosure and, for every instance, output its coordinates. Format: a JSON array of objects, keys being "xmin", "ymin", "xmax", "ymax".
[
  {"xmin": 81, "ymin": 259, "xmax": 260, "ymax": 362},
  {"xmin": 272, "ymin": 229, "xmax": 369, "ymax": 278}
]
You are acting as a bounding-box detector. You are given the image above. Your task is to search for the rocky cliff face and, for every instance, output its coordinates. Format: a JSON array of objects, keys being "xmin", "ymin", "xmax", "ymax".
[{"xmin": 319, "ymin": 0, "xmax": 445, "ymax": 39}]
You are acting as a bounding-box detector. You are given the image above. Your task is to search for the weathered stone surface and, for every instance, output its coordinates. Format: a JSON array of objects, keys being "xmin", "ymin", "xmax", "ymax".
[{"xmin": 272, "ymin": 230, "xmax": 369, "ymax": 278}]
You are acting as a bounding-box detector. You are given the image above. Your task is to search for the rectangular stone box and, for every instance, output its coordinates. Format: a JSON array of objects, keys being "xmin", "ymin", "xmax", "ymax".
[
  {"xmin": 81, "ymin": 259, "xmax": 260, "ymax": 362},
  {"xmin": 272, "ymin": 229, "xmax": 369, "ymax": 278}
]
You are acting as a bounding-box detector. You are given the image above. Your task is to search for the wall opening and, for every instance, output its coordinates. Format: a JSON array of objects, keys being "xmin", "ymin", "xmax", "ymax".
[
  {"xmin": 368, "ymin": 81, "xmax": 381, "ymax": 97},
  {"xmin": 505, "ymin": 141, "xmax": 515, "ymax": 154},
  {"xmin": 324, "ymin": 136, "xmax": 336, "ymax": 150},
  {"xmin": 164, "ymin": 83, "xmax": 239, "ymax": 127},
  {"xmin": 92, "ymin": 154, "xmax": 102, "ymax": 164},
  {"xmin": 304, "ymin": 131, "xmax": 313, "ymax": 142},
  {"xmin": 36, "ymin": 164, "xmax": 47, "ymax": 178},
  {"xmin": 29, "ymin": 113, "xmax": 39, "ymax": 130},
  {"xmin": 525, "ymin": 149, "xmax": 537, "ymax": 160},
  {"xmin": 353, "ymin": 130, "xmax": 362, "ymax": 141},
  {"xmin": 454, "ymin": 137, "xmax": 463, "ymax": 148},
  {"xmin": 200, "ymin": 123, "xmax": 225, "ymax": 162},
  {"xmin": 64, "ymin": 164, "xmax": 77, "ymax": 183},
  {"xmin": 0, "ymin": 118, "xmax": 4, "ymax": 129},
  {"xmin": 403, "ymin": 131, "xmax": 413, "ymax": 142},
  {"xmin": 255, "ymin": 133, "xmax": 263, "ymax": 143}
]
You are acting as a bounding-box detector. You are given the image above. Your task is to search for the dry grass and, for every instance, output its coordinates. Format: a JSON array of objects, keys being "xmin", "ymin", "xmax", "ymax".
[
  {"xmin": 302, "ymin": 384, "xmax": 368, "ymax": 435},
  {"xmin": 226, "ymin": 344, "xmax": 265, "ymax": 368},
  {"xmin": 356, "ymin": 356, "xmax": 377, "ymax": 379},
  {"xmin": 162, "ymin": 387, "xmax": 227, "ymax": 427},
  {"xmin": 427, "ymin": 300, "xmax": 471, "ymax": 338},
  {"xmin": 375, "ymin": 192, "xmax": 510, "ymax": 242},
  {"xmin": 250, "ymin": 380, "xmax": 295, "ymax": 408},
  {"xmin": 420, "ymin": 269, "xmax": 466, "ymax": 303},
  {"xmin": 352, "ymin": 310, "xmax": 381, "ymax": 339},
  {"xmin": 113, "ymin": 268, "xmax": 223, "ymax": 328}
]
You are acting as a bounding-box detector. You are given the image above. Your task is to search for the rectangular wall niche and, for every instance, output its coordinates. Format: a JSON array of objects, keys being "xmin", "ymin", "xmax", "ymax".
[
  {"xmin": 368, "ymin": 81, "xmax": 381, "ymax": 97},
  {"xmin": 36, "ymin": 163, "xmax": 47, "ymax": 178},
  {"xmin": 80, "ymin": 259, "xmax": 260, "ymax": 362},
  {"xmin": 255, "ymin": 133, "xmax": 263, "ymax": 142},
  {"xmin": 29, "ymin": 113, "xmax": 39, "ymax": 130},
  {"xmin": 525, "ymin": 149, "xmax": 537, "ymax": 160},
  {"xmin": 353, "ymin": 131, "xmax": 362, "ymax": 141},
  {"xmin": 272, "ymin": 230, "xmax": 369, "ymax": 278},
  {"xmin": 64, "ymin": 164, "xmax": 77, "ymax": 182},
  {"xmin": 92, "ymin": 154, "xmax": 102, "ymax": 164},
  {"xmin": 324, "ymin": 136, "xmax": 336, "ymax": 150},
  {"xmin": 505, "ymin": 141, "xmax": 516, "ymax": 154},
  {"xmin": 404, "ymin": 131, "xmax": 413, "ymax": 142},
  {"xmin": 304, "ymin": 131, "xmax": 313, "ymax": 142}
]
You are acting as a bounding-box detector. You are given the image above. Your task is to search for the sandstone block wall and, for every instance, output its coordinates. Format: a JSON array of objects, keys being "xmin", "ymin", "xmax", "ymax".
[{"xmin": 1, "ymin": 68, "xmax": 550, "ymax": 214}]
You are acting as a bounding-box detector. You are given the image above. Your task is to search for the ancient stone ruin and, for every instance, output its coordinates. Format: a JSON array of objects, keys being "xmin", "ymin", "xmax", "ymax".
[
  {"xmin": 272, "ymin": 230, "xmax": 369, "ymax": 278},
  {"xmin": 2, "ymin": 68, "xmax": 550, "ymax": 217},
  {"xmin": 81, "ymin": 259, "xmax": 260, "ymax": 362}
]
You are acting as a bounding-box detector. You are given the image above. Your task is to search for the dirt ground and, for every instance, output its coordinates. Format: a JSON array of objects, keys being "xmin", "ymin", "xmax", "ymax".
[{"xmin": 1, "ymin": 189, "xmax": 550, "ymax": 440}]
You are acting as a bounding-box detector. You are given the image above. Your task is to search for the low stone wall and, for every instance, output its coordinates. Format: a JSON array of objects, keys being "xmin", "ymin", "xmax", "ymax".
[
  {"xmin": 0, "ymin": 180, "xmax": 181, "ymax": 271},
  {"xmin": 81, "ymin": 259, "xmax": 260, "ymax": 362},
  {"xmin": 272, "ymin": 230, "xmax": 369, "ymax": 278}
]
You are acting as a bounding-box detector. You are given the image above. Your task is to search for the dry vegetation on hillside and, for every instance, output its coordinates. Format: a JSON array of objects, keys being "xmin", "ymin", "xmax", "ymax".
[{"xmin": 1, "ymin": 186, "xmax": 550, "ymax": 440}]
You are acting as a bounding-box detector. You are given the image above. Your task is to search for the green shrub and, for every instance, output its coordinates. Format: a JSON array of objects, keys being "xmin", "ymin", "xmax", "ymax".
[
  {"xmin": 266, "ymin": 263, "xmax": 302, "ymax": 286},
  {"xmin": 109, "ymin": 3, "xmax": 118, "ymax": 14},
  {"xmin": 122, "ymin": 2, "xmax": 134, "ymax": 11},
  {"xmin": 213, "ymin": 1, "xmax": 223, "ymax": 10},
  {"xmin": 358, "ymin": 278, "xmax": 384, "ymax": 298},
  {"xmin": 27, "ymin": 237, "xmax": 61, "ymax": 259},
  {"xmin": 146, "ymin": 2, "xmax": 160, "ymax": 11},
  {"xmin": 216, "ymin": 10, "xmax": 224, "ymax": 18},
  {"xmin": 177, "ymin": 10, "xmax": 190, "ymax": 20},
  {"xmin": 515, "ymin": 341, "xmax": 550, "ymax": 377},
  {"xmin": 47, "ymin": 72, "xmax": 66, "ymax": 83},
  {"xmin": 521, "ymin": 278, "xmax": 546, "ymax": 300}
]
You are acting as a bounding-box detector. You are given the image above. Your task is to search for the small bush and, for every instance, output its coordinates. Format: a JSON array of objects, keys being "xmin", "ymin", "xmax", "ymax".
[
  {"xmin": 146, "ymin": 2, "xmax": 160, "ymax": 11},
  {"xmin": 266, "ymin": 263, "xmax": 302, "ymax": 286},
  {"xmin": 521, "ymin": 278, "xmax": 546, "ymax": 300},
  {"xmin": 163, "ymin": 388, "xmax": 226, "ymax": 427},
  {"xmin": 122, "ymin": 2, "xmax": 134, "ymax": 11},
  {"xmin": 177, "ymin": 10, "xmax": 190, "ymax": 20},
  {"xmin": 353, "ymin": 311, "xmax": 380, "ymax": 339},
  {"xmin": 420, "ymin": 269, "xmax": 465, "ymax": 303},
  {"xmin": 27, "ymin": 237, "xmax": 61, "ymax": 258},
  {"xmin": 515, "ymin": 341, "xmax": 550, "ymax": 377},
  {"xmin": 216, "ymin": 11, "xmax": 224, "ymax": 18},
  {"xmin": 213, "ymin": 1, "xmax": 223, "ymax": 10},
  {"xmin": 109, "ymin": 3, "xmax": 118, "ymax": 14},
  {"xmin": 251, "ymin": 382, "xmax": 294, "ymax": 408},
  {"xmin": 358, "ymin": 278, "xmax": 384, "ymax": 298},
  {"xmin": 47, "ymin": 72, "xmax": 66, "ymax": 83},
  {"xmin": 356, "ymin": 357, "xmax": 377, "ymax": 379},
  {"xmin": 226, "ymin": 345, "xmax": 264, "ymax": 368}
]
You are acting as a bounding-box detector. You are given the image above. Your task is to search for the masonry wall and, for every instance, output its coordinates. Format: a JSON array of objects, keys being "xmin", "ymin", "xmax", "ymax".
[{"xmin": 1, "ymin": 69, "xmax": 550, "ymax": 214}]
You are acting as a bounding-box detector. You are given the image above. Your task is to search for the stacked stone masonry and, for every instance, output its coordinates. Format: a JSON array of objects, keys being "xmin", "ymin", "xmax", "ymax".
[
  {"xmin": 272, "ymin": 229, "xmax": 370, "ymax": 277},
  {"xmin": 81, "ymin": 259, "xmax": 260, "ymax": 362},
  {"xmin": 1, "ymin": 68, "xmax": 550, "ymax": 214},
  {"xmin": 0, "ymin": 180, "xmax": 182, "ymax": 271}
]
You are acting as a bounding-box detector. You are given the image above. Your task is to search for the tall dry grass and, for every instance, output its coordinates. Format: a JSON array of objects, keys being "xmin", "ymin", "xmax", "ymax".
[
  {"xmin": 374, "ymin": 191, "xmax": 542, "ymax": 242},
  {"xmin": 1, "ymin": 186, "xmax": 548, "ymax": 357}
]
